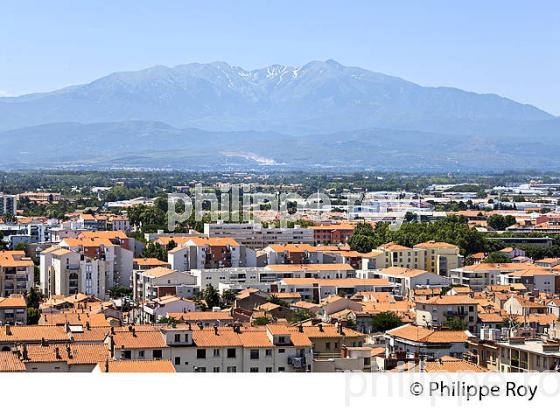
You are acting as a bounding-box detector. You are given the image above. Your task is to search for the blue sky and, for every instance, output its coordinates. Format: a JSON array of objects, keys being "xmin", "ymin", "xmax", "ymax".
[{"xmin": 1, "ymin": 0, "xmax": 559, "ymax": 114}]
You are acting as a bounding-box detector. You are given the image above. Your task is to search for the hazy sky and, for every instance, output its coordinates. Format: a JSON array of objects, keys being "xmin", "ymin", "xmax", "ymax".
[{"xmin": 1, "ymin": 0, "xmax": 559, "ymax": 114}]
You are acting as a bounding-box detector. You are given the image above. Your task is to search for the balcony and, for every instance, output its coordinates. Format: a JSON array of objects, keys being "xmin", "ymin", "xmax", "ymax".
[{"xmin": 288, "ymin": 356, "xmax": 307, "ymax": 368}]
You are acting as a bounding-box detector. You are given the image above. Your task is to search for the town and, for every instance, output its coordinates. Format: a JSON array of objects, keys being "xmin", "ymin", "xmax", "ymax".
[{"xmin": 0, "ymin": 171, "xmax": 560, "ymax": 373}]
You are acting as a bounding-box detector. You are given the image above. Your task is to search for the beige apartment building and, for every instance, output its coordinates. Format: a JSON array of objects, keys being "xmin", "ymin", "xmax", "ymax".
[
  {"xmin": 0, "ymin": 251, "xmax": 34, "ymax": 297},
  {"xmin": 415, "ymin": 295, "xmax": 479, "ymax": 332}
]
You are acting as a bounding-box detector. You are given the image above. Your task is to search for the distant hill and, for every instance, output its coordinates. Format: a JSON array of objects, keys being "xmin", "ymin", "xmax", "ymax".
[{"xmin": 2, "ymin": 120, "xmax": 560, "ymax": 172}]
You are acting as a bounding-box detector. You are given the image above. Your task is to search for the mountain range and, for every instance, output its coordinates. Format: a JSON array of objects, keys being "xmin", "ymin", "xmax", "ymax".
[{"xmin": 0, "ymin": 60, "xmax": 558, "ymax": 171}]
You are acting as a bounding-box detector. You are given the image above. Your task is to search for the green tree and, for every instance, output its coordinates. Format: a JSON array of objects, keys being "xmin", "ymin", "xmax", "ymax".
[
  {"xmin": 370, "ymin": 312, "xmax": 402, "ymax": 332},
  {"xmin": 221, "ymin": 289, "xmax": 237, "ymax": 306},
  {"xmin": 27, "ymin": 307, "xmax": 40, "ymax": 325},
  {"xmin": 444, "ymin": 316, "xmax": 468, "ymax": 330},
  {"xmin": 289, "ymin": 309, "xmax": 313, "ymax": 323},
  {"xmin": 253, "ymin": 317, "xmax": 271, "ymax": 325},
  {"xmin": 483, "ymin": 252, "xmax": 512, "ymax": 263},
  {"xmin": 108, "ymin": 285, "xmax": 133, "ymax": 299},
  {"xmin": 203, "ymin": 285, "xmax": 221, "ymax": 310}
]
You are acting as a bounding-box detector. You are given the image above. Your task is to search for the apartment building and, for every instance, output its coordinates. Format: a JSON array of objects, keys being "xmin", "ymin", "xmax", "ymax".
[
  {"xmin": 204, "ymin": 222, "xmax": 314, "ymax": 248},
  {"xmin": 378, "ymin": 242, "xmax": 426, "ymax": 270},
  {"xmin": 168, "ymin": 237, "xmax": 256, "ymax": 272},
  {"xmin": 309, "ymin": 223, "xmax": 356, "ymax": 245},
  {"xmin": 449, "ymin": 263, "xmax": 557, "ymax": 292},
  {"xmin": 365, "ymin": 267, "xmax": 449, "ymax": 298},
  {"xmin": 496, "ymin": 339, "xmax": 560, "ymax": 372},
  {"xmin": 0, "ymin": 295, "xmax": 27, "ymax": 325},
  {"xmin": 40, "ymin": 247, "xmax": 107, "ymax": 298},
  {"xmin": 413, "ymin": 241, "xmax": 461, "ymax": 275},
  {"xmin": 132, "ymin": 267, "xmax": 197, "ymax": 301},
  {"xmin": 0, "ymin": 251, "xmax": 34, "ymax": 297},
  {"xmin": 415, "ymin": 295, "xmax": 479, "ymax": 332},
  {"xmin": 278, "ymin": 278, "xmax": 394, "ymax": 302},
  {"xmin": 385, "ymin": 324, "xmax": 472, "ymax": 359},
  {"xmin": 0, "ymin": 193, "xmax": 17, "ymax": 217}
]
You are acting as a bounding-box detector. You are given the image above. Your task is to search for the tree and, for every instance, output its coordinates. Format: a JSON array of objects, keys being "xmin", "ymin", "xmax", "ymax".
[
  {"xmin": 487, "ymin": 214, "xmax": 516, "ymax": 231},
  {"xmin": 27, "ymin": 307, "xmax": 40, "ymax": 325},
  {"xmin": 444, "ymin": 316, "xmax": 467, "ymax": 330},
  {"xmin": 253, "ymin": 317, "xmax": 271, "ymax": 325},
  {"xmin": 108, "ymin": 285, "xmax": 132, "ymax": 299},
  {"xmin": 221, "ymin": 289, "xmax": 236, "ymax": 306},
  {"xmin": 483, "ymin": 252, "xmax": 512, "ymax": 263},
  {"xmin": 370, "ymin": 311, "xmax": 402, "ymax": 332},
  {"xmin": 203, "ymin": 285, "xmax": 221, "ymax": 310},
  {"xmin": 289, "ymin": 309, "xmax": 313, "ymax": 323},
  {"xmin": 26, "ymin": 287, "xmax": 41, "ymax": 309}
]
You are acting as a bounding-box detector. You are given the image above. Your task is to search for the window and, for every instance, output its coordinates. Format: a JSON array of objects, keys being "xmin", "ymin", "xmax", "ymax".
[
  {"xmin": 227, "ymin": 348, "xmax": 236, "ymax": 358},
  {"xmin": 213, "ymin": 367, "xmax": 220, "ymax": 373},
  {"xmin": 227, "ymin": 366, "xmax": 237, "ymax": 373},
  {"xmin": 197, "ymin": 349, "xmax": 206, "ymax": 359},
  {"xmin": 194, "ymin": 367, "xmax": 206, "ymax": 373},
  {"xmin": 278, "ymin": 348, "xmax": 285, "ymax": 353},
  {"xmin": 250, "ymin": 367, "xmax": 259, "ymax": 373},
  {"xmin": 265, "ymin": 349, "xmax": 272, "ymax": 356},
  {"xmin": 326, "ymin": 342, "xmax": 331, "ymax": 350},
  {"xmin": 175, "ymin": 357, "xmax": 181, "ymax": 365},
  {"xmin": 278, "ymin": 367, "xmax": 285, "ymax": 372},
  {"xmin": 250, "ymin": 349, "xmax": 259, "ymax": 360},
  {"xmin": 278, "ymin": 336, "xmax": 286, "ymax": 344},
  {"xmin": 213, "ymin": 348, "xmax": 220, "ymax": 357},
  {"xmin": 138, "ymin": 350, "xmax": 145, "ymax": 358},
  {"xmin": 122, "ymin": 350, "xmax": 131, "ymax": 359},
  {"xmin": 174, "ymin": 334, "xmax": 181, "ymax": 343},
  {"xmin": 266, "ymin": 367, "xmax": 273, "ymax": 372},
  {"xmin": 153, "ymin": 350, "xmax": 163, "ymax": 359}
]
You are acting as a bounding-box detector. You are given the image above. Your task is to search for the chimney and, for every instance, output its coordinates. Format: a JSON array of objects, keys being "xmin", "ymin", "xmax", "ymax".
[
  {"xmin": 213, "ymin": 325, "xmax": 219, "ymax": 335},
  {"xmin": 197, "ymin": 322, "xmax": 204, "ymax": 330},
  {"xmin": 318, "ymin": 323, "xmax": 323, "ymax": 332},
  {"xmin": 104, "ymin": 358, "xmax": 109, "ymax": 373},
  {"xmin": 298, "ymin": 324, "xmax": 304, "ymax": 333},
  {"xmin": 5, "ymin": 324, "xmax": 11, "ymax": 336},
  {"xmin": 132, "ymin": 328, "xmax": 136, "ymax": 337},
  {"xmin": 86, "ymin": 321, "xmax": 91, "ymax": 330},
  {"xmin": 41, "ymin": 337, "xmax": 46, "ymax": 346},
  {"xmin": 66, "ymin": 345, "xmax": 73, "ymax": 358},
  {"xmin": 55, "ymin": 347, "xmax": 61, "ymax": 359},
  {"xmin": 110, "ymin": 326, "xmax": 116, "ymax": 335},
  {"xmin": 22, "ymin": 344, "xmax": 28, "ymax": 361}
]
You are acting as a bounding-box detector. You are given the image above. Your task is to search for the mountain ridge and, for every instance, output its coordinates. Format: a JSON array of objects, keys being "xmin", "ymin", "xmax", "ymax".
[{"xmin": 0, "ymin": 60, "xmax": 554, "ymax": 135}]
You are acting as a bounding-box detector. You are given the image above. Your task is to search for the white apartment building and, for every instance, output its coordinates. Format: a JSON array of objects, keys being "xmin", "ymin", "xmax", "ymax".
[
  {"xmin": 168, "ymin": 237, "xmax": 256, "ymax": 272},
  {"xmin": 132, "ymin": 267, "xmax": 197, "ymax": 301},
  {"xmin": 204, "ymin": 222, "xmax": 314, "ymax": 248}
]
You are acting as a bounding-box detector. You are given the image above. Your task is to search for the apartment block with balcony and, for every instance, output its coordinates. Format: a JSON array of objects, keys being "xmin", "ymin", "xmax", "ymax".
[
  {"xmin": 0, "ymin": 251, "xmax": 34, "ymax": 297},
  {"xmin": 415, "ymin": 295, "xmax": 479, "ymax": 332}
]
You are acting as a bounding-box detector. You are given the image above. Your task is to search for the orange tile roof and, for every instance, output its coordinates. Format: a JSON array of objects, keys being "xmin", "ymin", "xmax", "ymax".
[
  {"xmin": 99, "ymin": 359, "xmax": 176, "ymax": 373},
  {"xmin": 140, "ymin": 267, "xmax": 177, "ymax": 278},
  {"xmin": 111, "ymin": 330, "xmax": 167, "ymax": 349},
  {"xmin": 168, "ymin": 311, "xmax": 233, "ymax": 322},
  {"xmin": 423, "ymin": 295, "xmax": 479, "ymax": 305},
  {"xmin": 381, "ymin": 267, "xmax": 430, "ymax": 278},
  {"xmin": 0, "ymin": 325, "xmax": 71, "ymax": 343},
  {"xmin": 0, "ymin": 251, "xmax": 34, "ymax": 268},
  {"xmin": 414, "ymin": 241, "xmax": 458, "ymax": 249},
  {"xmin": 387, "ymin": 324, "xmax": 469, "ymax": 343},
  {"xmin": 423, "ymin": 356, "xmax": 488, "ymax": 372},
  {"xmin": 187, "ymin": 237, "xmax": 239, "ymax": 247},
  {"xmin": 23, "ymin": 343, "xmax": 109, "ymax": 365},
  {"xmin": 0, "ymin": 352, "xmax": 25, "ymax": 372},
  {"xmin": 281, "ymin": 278, "xmax": 391, "ymax": 287},
  {"xmin": 133, "ymin": 258, "xmax": 169, "ymax": 267},
  {"xmin": 266, "ymin": 263, "xmax": 354, "ymax": 272},
  {"xmin": 78, "ymin": 230, "xmax": 128, "ymax": 241},
  {"xmin": 0, "ymin": 295, "xmax": 27, "ymax": 309}
]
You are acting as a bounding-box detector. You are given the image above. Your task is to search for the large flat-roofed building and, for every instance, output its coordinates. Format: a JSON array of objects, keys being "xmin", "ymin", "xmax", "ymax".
[{"xmin": 204, "ymin": 222, "xmax": 314, "ymax": 248}]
